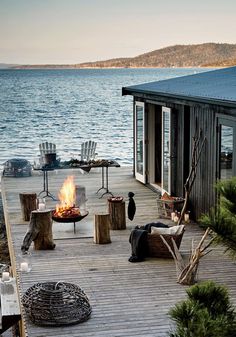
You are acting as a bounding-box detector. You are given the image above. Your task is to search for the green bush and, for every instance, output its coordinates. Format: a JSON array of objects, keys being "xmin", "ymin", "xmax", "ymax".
[
  {"xmin": 199, "ymin": 178, "xmax": 236, "ymax": 259},
  {"xmin": 168, "ymin": 281, "xmax": 236, "ymax": 337}
]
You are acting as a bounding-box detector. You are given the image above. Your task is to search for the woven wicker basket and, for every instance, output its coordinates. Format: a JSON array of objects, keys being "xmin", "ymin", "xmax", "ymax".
[
  {"xmin": 147, "ymin": 230, "xmax": 184, "ymax": 258},
  {"xmin": 156, "ymin": 197, "xmax": 185, "ymax": 218},
  {"xmin": 22, "ymin": 281, "xmax": 92, "ymax": 326}
]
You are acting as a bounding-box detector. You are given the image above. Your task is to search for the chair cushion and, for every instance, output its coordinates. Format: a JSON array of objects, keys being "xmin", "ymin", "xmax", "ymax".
[{"xmin": 150, "ymin": 224, "xmax": 185, "ymax": 235}]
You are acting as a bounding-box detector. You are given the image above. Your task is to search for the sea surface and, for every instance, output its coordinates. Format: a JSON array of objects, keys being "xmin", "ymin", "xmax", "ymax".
[{"xmin": 0, "ymin": 68, "xmax": 208, "ymax": 170}]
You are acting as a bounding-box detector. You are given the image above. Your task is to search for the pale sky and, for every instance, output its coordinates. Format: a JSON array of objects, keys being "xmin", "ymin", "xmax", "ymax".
[{"xmin": 1, "ymin": 0, "xmax": 236, "ymax": 64}]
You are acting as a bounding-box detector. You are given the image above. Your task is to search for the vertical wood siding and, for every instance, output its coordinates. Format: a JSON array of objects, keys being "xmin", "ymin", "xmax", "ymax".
[
  {"xmin": 170, "ymin": 103, "xmax": 216, "ymax": 220},
  {"xmin": 188, "ymin": 105, "xmax": 216, "ymax": 220}
]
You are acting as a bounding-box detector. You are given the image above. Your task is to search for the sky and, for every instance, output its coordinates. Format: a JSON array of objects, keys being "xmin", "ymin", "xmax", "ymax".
[{"xmin": 1, "ymin": 0, "xmax": 236, "ymax": 64}]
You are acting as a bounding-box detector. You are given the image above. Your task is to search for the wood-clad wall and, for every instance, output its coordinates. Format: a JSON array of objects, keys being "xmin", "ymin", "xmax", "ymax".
[
  {"xmin": 169, "ymin": 102, "xmax": 217, "ymax": 220},
  {"xmin": 172, "ymin": 105, "xmax": 185, "ymax": 197},
  {"xmin": 133, "ymin": 93, "xmax": 236, "ymax": 221},
  {"xmin": 189, "ymin": 105, "xmax": 216, "ymax": 220}
]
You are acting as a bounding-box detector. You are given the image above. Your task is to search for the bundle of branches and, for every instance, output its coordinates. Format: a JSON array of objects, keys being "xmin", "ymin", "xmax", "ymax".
[
  {"xmin": 200, "ymin": 177, "xmax": 236, "ymax": 259},
  {"xmin": 160, "ymin": 126, "xmax": 210, "ymax": 285},
  {"xmin": 161, "ymin": 228, "xmax": 213, "ymax": 285}
]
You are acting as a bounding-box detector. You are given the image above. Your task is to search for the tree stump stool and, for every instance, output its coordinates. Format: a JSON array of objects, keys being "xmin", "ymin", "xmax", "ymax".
[
  {"xmin": 108, "ymin": 200, "xmax": 126, "ymax": 230},
  {"xmin": 21, "ymin": 210, "xmax": 56, "ymax": 251},
  {"xmin": 94, "ymin": 213, "xmax": 111, "ymax": 244},
  {"xmin": 19, "ymin": 193, "xmax": 37, "ymax": 221}
]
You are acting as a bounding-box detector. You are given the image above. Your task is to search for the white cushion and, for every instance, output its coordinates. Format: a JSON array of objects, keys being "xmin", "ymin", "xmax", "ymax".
[
  {"xmin": 151, "ymin": 225, "xmax": 185, "ymax": 235},
  {"xmin": 151, "ymin": 227, "xmax": 171, "ymax": 235}
]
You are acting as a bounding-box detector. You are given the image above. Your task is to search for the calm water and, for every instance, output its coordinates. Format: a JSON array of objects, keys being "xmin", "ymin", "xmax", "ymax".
[{"xmin": 0, "ymin": 68, "xmax": 207, "ymax": 169}]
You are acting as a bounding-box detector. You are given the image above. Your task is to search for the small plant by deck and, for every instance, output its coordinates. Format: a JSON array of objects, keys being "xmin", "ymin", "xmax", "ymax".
[
  {"xmin": 200, "ymin": 177, "xmax": 236, "ymax": 259},
  {"xmin": 168, "ymin": 280, "xmax": 236, "ymax": 337}
]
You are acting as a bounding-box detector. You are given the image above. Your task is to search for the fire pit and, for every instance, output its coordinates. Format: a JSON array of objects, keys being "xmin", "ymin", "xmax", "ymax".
[
  {"xmin": 52, "ymin": 208, "xmax": 89, "ymax": 233},
  {"xmin": 52, "ymin": 208, "xmax": 88, "ymax": 223},
  {"xmin": 52, "ymin": 176, "xmax": 89, "ymax": 233}
]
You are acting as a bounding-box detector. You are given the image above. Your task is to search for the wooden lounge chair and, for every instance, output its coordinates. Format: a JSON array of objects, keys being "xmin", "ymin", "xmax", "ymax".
[
  {"xmin": 39, "ymin": 142, "xmax": 57, "ymax": 166},
  {"xmin": 80, "ymin": 141, "xmax": 97, "ymax": 162}
]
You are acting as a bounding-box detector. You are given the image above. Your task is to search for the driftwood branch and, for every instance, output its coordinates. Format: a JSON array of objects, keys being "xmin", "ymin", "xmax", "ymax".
[
  {"xmin": 160, "ymin": 235, "xmax": 185, "ymax": 277},
  {"xmin": 178, "ymin": 130, "xmax": 206, "ymax": 226},
  {"xmin": 177, "ymin": 228, "xmax": 211, "ymax": 284},
  {"xmin": 160, "ymin": 125, "xmax": 213, "ymax": 285}
]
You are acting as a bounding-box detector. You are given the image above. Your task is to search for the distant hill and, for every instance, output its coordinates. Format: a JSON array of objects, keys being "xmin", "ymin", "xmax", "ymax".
[
  {"xmin": 77, "ymin": 43, "xmax": 236, "ymax": 68},
  {"xmin": 0, "ymin": 63, "xmax": 19, "ymax": 69},
  {"xmin": 10, "ymin": 43, "xmax": 236, "ymax": 69}
]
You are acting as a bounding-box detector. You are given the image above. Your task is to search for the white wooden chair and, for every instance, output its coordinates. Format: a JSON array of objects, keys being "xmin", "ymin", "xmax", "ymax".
[
  {"xmin": 80, "ymin": 141, "xmax": 97, "ymax": 161},
  {"xmin": 39, "ymin": 142, "xmax": 56, "ymax": 165}
]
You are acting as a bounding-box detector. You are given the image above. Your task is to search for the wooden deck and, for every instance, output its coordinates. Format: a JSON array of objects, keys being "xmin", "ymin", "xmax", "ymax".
[{"xmin": 2, "ymin": 166, "xmax": 236, "ymax": 337}]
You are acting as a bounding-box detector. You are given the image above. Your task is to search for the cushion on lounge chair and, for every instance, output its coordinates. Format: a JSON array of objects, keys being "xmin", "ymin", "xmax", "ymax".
[{"xmin": 150, "ymin": 224, "xmax": 185, "ymax": 235}]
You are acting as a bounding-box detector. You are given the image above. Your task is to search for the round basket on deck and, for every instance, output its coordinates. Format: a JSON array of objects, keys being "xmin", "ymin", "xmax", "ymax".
[{"xmin": 22, "ymin": 281, "xmax": 92, "ymax": 326}]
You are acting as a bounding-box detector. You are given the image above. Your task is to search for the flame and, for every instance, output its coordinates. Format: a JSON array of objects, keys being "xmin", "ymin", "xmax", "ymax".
[{"xmin": 56, "ymin": 176, "xmax": 76, "ymax": 213}]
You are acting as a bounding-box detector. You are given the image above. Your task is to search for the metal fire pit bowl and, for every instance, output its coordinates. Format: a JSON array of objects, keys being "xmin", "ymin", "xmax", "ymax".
[
  {"xmin": 52, "ymin": 210, "xmax": 89, "ymax": 223},
  {"xmin": 51, "ymin": 210, "xmax": 89, "ymax": 234},
  {"xmin": 22, "ymin": 281, "xmax": 92, "ymax": 326}
]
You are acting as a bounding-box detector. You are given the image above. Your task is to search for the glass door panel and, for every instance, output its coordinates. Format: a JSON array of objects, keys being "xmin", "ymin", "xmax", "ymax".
[
  {"xmin": 162, "ymin": 107, "xmax": 171, "ymax": 193},
  {"xmin": 135, "ymin": 102, "xmax": 146, "ymax": 183},
  {"xmin": 220, "ymin": 125, "xmax": 233, "ymax": 179}
]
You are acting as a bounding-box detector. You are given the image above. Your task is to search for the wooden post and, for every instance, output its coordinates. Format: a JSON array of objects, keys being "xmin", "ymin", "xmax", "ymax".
[
  {"xmin": 108, "ymin": 200, "xmax": 126, "ymax": 230},
  {"xmin": 94, "ymin": 213, "xmax": 111, "ymax": 244},
  {"xmin": 19, "ymin": 193, "xmax": 37, "ymax": 221},
  {"xmin": 21, "ymin": 210, "xmax": 56, "ymax": 251}
]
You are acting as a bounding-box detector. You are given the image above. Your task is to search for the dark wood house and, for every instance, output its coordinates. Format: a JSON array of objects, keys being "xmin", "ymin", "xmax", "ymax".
[{"xmin": 122, "ymin": 66, "xmax": 236, "ymax": 220}]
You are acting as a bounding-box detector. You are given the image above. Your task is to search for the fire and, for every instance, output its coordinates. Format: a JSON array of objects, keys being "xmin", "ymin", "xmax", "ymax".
[{"xmin": 55, "ymin": 176, "xmax": 80, "ymax": 218}]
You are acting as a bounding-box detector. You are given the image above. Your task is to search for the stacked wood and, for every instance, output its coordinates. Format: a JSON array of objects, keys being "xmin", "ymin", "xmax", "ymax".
[
  {"xmin": 108, "ymin": 200, "xmax": 126, "ymax": 230},
  {"xmin": 19, "ymin": 193, "xmax": 37, "ymax": 221},
  {"xmin": 21, "ymin": 210, "xmax": 56, "ymax": 251},
  {"xmin": 94, "ymin": 213, "xmax": 111, "ymax": 244}
]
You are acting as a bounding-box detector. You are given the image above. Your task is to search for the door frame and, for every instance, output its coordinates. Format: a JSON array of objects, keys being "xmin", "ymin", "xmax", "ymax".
[
  {"xmin": 134, "ymin": 101, "xmax": 146, "ymax": 183},
  {"xmin": 161, "ymin": 107, "xmax": 172, "ymax": 193},
  {"xmin": 217, "ymin": 116, "xmax": 236, "ymax": 179}
]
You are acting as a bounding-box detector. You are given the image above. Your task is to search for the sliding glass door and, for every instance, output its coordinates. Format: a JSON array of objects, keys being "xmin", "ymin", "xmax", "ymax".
[
  {"xmin": 135, "ymin": 102, "xmax": 146, "ymax": 183},
  {"xmin": 162, "ymin": 107, "xmax": 171, "ymax": 193},
  {"xmin": 218, "ymin": 118, "xmax": 236, "ymax": 179}
]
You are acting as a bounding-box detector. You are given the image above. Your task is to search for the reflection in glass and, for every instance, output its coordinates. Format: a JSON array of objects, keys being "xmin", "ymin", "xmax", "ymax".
[
  {"xmin": 136, "ymin": 106, "xmax": 144, "ymax": 175},
  {"xmin": 220, "ymin": 125, "xmax": 233, "ymax": 179},
  {"xmin": 163, "ymin": 111, "xmax": 170, "ymax": 192}
]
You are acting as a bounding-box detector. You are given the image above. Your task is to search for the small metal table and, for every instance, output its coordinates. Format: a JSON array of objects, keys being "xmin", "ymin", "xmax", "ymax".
[
  {"xmin": 94, "ymin": 161, "xmax": 120, "ymax": 198},
  {"xmin": 36, "ymin": 166, "xmax": 57, "ymax": 200}
]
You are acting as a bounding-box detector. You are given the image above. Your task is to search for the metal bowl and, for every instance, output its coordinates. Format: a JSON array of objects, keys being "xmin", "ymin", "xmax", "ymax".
[{"xmin": 52, "ymin": 210, "xmax": 89, "ymax": 223}]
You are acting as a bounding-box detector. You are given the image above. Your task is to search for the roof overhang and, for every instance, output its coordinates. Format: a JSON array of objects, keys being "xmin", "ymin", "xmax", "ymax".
[{"xmin": 122, "ymin": 67, "xmax": 236, "ymax": 109}]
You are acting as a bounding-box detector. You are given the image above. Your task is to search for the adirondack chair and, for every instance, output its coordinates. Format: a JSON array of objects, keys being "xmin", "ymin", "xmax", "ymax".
[
  {"xmin": 39, "ymin": 142, "xmax": 57, "ymax": 166},
  {"xmin": 80, "ymin": 141, "xmax": 97, "ymax": 162}
]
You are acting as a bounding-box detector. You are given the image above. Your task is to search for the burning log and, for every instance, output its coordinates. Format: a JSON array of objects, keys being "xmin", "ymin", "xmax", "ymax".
[{"xmin": 53, "ymin": 206, "xmax": 81, "ymax": 219}]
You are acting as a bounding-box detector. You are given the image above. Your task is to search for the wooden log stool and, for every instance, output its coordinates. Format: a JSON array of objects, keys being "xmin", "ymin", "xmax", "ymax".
[
  {"xmin": 19, "ymin": 192, "xmax": 37, "ymax": 221},
  {"xmin": 94, "ymin": 213, "xmax": 111, "ymax": 244},
  {"xmin": 108, "ymin": 199, "xmax": 126, "ymax": 230},
  {"xmin": 21, "ymin": 210, "xmax": 56, "ymax": 251}
]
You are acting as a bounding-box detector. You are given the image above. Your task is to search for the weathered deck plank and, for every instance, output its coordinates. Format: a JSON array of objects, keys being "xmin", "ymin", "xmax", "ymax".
[{"xmin": 1, "ymin": 167, "xmax": 236, "ymax": 337}]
